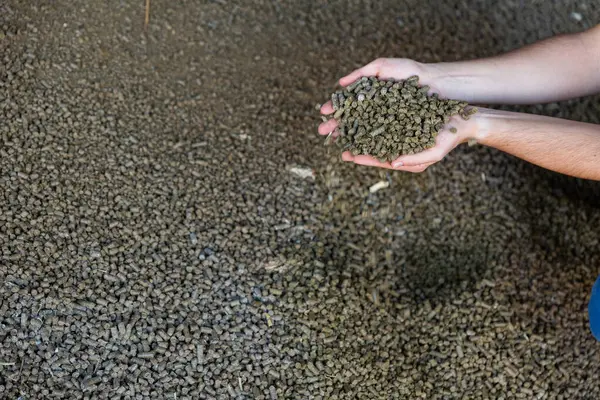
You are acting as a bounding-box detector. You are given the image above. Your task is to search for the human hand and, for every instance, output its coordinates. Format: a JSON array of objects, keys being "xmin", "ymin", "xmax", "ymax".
[{"xmin": 318, "ymin": 58, "xmax": 477, "ymax": 172}]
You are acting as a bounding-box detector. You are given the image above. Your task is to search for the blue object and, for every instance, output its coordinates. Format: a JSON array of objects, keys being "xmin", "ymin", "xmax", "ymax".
[{"xmin": 588, "ymin": 275, "xmax": 600, "ymax": 341}]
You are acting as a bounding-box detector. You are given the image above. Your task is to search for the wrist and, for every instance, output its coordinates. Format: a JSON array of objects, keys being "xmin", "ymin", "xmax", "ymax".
[
  {"xmin": 467, "ymin": 107, "xmax": 511, "ymax": 146},
  {"xmin": 449, "ymin": 111, "xmax": 482, "ymax": 145},
  {"xmin": 421, "ymin": 61, "xmax": 492, "ymax": 104},
  {"xmin": 418, "ymin": 62, "xmax": 495, "ymax": 145}
]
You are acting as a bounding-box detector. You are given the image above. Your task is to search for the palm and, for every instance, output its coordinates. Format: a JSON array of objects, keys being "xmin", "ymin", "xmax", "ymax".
[{"xmin": 318, "ymin": 58, "xmax": 466, "ymax": 172}]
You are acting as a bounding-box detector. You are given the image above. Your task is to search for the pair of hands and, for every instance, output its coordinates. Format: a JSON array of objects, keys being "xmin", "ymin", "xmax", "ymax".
[{"xmin": 318, "ymin": 58, "xmax": 476, "ymax": 172}]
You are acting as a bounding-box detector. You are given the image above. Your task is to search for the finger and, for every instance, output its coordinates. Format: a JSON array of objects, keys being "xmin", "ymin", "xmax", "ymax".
[
  {"xmin": 394, "ymin": 161, "xmax": 435, "ymax": 173},
  {"xmin": 318, "ymin": 118, "xmax": 338, "ymax": 135},
  {"xmin": 343, "ymin": 151, "xmax": 433, "ymax": 172},
  {"xmin": 351, "ymin": 155, "xmax": 395, "ymax": 169},
  {"xmin": 320, "ymin": 101, "xmax": 334, "ymax": 115},
  {"xmin": 339, "ymin": 59, "xmax": 385, "ymax": 87},
  {"xmin": 392, "ymin": 147, "xmax": 443, "ymax": 168},
  {"xmin": 342, "ymin": 152, "xmax": 386, "ymax": 167}
]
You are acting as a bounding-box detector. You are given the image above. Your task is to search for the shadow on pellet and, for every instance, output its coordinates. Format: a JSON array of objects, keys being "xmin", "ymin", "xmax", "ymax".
[
  {"xmin": 398, "ymin": 240, "xmax": 493, "ymax": 302},
  {"xmin": 520, "ymin": 168, "xmax": 600, "ymax": 265},
  {"xmin": 500, "ymin": 96, "xmax": 600, "ymax": 211},
  {"xmin": 309, "ymin": 237, "xmax": 494, "ymax": 304},
  {"xmin": 542, "ymin": 173, "xmax": 600, "ymax": 210}
]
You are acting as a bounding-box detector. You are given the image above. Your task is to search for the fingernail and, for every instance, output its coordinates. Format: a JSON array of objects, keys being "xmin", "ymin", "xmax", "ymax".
[{"xmin": 393, "ymin": 161, "xmax": 403, "ymax": 168}]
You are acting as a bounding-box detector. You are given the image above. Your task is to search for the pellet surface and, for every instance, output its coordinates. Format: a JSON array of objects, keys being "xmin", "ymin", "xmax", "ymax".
[
  {"xmin": 329, "ymin": 76, "xmax": 473, "ymax": 161},
  {"xmin": 1, "ymin": 0, "xmax": 600, "ymax": 399}
]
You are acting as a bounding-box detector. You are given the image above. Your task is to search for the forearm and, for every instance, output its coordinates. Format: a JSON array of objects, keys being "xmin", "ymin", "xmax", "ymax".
[
  {"xmin": 424, "ymin": 25, "xmax": 600, "ymax": 104},
  {"xmin": 471, "ymin": 108, "xmax": 600, "ymax": 180}
]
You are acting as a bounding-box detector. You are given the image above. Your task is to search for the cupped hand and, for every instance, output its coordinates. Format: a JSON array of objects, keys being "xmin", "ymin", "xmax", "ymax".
[{"xmin": 319, "ymin": 58, "xmax": 476, "ymax": 172}]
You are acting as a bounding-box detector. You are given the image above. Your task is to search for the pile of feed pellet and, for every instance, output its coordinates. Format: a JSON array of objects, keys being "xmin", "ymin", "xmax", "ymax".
[
  {"xmin": 2, "ymin": 0, "xmax": 600, "ymax": 399},
  {"xmin": 330, "ymin": 76, "xmax": 475, "ymax": 161}
]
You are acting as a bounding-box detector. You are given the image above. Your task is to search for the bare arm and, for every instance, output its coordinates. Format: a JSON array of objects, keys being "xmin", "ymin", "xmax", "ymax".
[
  {"xmin": 472, "ymin": 108, "xmax": 600, "ymax": 180},
  {"xmin": 319, "ymin": 25, "xmax": 600, "ymax": 179},
  {"xmin": 426, "ymin": 24, "xmax": 600, "ymax": 104},
  {"xmin": 384, "ymin": 108, "xmax": 600, "ymax": 180}
]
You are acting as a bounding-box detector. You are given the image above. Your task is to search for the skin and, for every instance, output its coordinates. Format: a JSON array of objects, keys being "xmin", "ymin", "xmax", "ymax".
[{"xmin": 319, "ymin": 24, "xmax": 600, "ymax": 180}]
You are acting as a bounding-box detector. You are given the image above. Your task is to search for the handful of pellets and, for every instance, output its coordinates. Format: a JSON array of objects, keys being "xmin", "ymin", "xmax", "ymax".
[{"xmin": 327, "ymin": 76, "xmax": 476, "ymax": 162}]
